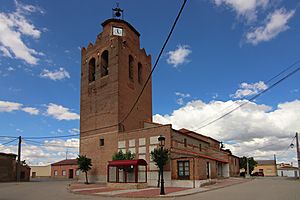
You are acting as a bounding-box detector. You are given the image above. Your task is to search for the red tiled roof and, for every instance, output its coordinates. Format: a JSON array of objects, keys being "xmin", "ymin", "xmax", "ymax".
[
  {"xmin": 0, "ymin": 152, "xmax": 17, "ymax": 157},
  {"xmin": 51, "ymin": 159, "xmax": 77, "ymax": 166},
  {"xmin": 179, "ymin": 128, "xmax": 220, "ymax": 143}
]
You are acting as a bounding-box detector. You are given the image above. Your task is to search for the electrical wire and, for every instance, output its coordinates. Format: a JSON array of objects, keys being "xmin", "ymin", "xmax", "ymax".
[
  {"xmin": 237, "ymin": 136, "xmax": 297, "ymax": 158},
  {"xmin": 81, "ymin": 0, "xmax": 188, "ymax": 134},
  {"xmin": 119, "ymin": 0, "xmax": 187, "ymax": 124},
  {"xmin": 191, "ymin": 59, "xmax": 300, "ymax": 132},
  {"xmin": 0, "ymin": 138, "xmax": 18, "ymax": 146},
  {"xmin": 23, "ymin": 139, "xmax": 79, "ymax": 149},
  {"xmin": 0, "ymin": 136, "xmax": 18, "ymax": 139},
  {"xmin": 22, "ymin": 134, "xmax": 79, "ymax": 140},
  {"xmin": 192, "ymin": 64, "xmax": 300, "ymax": 132}
]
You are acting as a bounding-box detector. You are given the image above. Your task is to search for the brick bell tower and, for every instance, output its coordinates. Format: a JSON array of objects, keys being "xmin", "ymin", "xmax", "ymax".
[{"xmin": 80, "ymin": 6, "xmax": 152, "ymax": 181}]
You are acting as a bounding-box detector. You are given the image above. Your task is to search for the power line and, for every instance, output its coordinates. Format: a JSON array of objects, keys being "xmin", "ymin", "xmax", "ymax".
[
  {"xmin": 191, "ymin": 59, "xmax": 300, "ymax": 132},
  {"xmin": 265, "ymin": 59, "xmax": 300, "ymax": 84},
  {"xmin": 193, "ymin": 64, "xmax": 300, "ymax": 132},
  {"xmin": 120, "ymin": 0, "xmax": 187, "ymax": 124},
  {"xmin": 81, "ymin": 0, "xmax": 188, "ymax": 134},
  {"xmin": 0, "ymin": 136, "xmax": 18, "ymax": 139},
  {"xmin": 22, "ymin": 134, "xmax": 79, "ymax": 140},
  {"xmin": 0, "ymin": 138, "xmax": 18, "ymax": 146},
  {"xmin": 23, "ymin": 139, "xmax": 79, "ymax": 149},
  {"xmin": 237, "ymin": 136, "xmax": 297, "ymax": 157}
]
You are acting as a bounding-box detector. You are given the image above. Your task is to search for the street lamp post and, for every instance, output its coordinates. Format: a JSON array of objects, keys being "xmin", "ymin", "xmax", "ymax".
[{"xmin": 158, "ymin": 135, "xmax": 165, "ymax": 195}]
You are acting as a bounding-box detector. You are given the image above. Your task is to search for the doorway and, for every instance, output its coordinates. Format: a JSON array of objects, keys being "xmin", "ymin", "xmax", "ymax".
[
  {"xmin": 206, "ymin": 162, "xmax": 210, "ymax": 179},
  {"xmin": 69, "ymin": 169, "xmax": 74, "ymax": 179}
]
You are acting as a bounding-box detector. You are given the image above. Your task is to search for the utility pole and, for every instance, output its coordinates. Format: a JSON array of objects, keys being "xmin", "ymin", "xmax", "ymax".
[
  {"xmin": 16, "ymin": 136, "xmax": 21, "ymax": 182},
  {"xmin": 246, "ymin": 157, "xmax": 250, "ymax": 178},
  {"xmin": 274, "ymin": 154, "xmax": 277, "ymax": 176},
  {"xmin": 296, "ymin": 132, "xmax": 300, "ymax": 180}
]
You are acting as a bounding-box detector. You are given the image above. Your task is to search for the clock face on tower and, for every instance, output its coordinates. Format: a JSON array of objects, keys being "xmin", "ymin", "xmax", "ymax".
[{"xmin": 112, "ymin": 27, "xmax": 123, "ymax": 36}]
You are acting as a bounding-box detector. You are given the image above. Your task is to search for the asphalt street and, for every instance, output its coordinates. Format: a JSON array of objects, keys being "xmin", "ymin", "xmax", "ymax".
[{"xmin": 0, "ymin": 178, "xmax": 299, "ymax": 200}]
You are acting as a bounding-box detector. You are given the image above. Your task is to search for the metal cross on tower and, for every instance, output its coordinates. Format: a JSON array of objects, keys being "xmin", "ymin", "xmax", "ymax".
[{"xmin": 112, "ymin": 3, "xmax": 124, "ymax": 19}]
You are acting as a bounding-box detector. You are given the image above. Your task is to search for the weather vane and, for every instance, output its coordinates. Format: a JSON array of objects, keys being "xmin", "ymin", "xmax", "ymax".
[{"xmin": 112, "ymin": 2, "xmax": 124, "ymax": 19}]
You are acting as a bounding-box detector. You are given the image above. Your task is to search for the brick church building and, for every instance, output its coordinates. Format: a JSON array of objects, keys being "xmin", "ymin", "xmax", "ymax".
[{"xmin": 80, "ymin": 11, "xmax": 239, "ymax": 187}]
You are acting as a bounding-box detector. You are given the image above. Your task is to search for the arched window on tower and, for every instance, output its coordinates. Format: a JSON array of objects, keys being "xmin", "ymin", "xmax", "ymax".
[
  {"xmin": 88, "ymin": 58, "xmax": 96, "ymax": 83},
  {"xmin": 138, "ymin": 62, "xmax": 142, "ymax": 84},
  {"xmin": 129, "ymin": 55, "xmax": 134, "ymax": 81},
  {"xmin": 101, "ymin": 50, "xmax": 109, "ymax": 77}
]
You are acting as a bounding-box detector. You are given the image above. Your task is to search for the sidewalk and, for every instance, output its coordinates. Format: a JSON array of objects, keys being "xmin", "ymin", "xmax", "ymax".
[{"xmin": 69, "ymin": 178, "xmax": 250, "ymax": 198}]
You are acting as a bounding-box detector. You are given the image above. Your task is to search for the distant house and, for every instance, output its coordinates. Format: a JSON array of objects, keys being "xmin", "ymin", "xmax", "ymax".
[
  {"xmin": 277, "ymin": 166, "xmax": 299, "ymax": 178},
  {"xmin": 0, "ymin": 152, "xmax": 31, "ymax": 182},
  {"xmin": 51, "ymin": 159, "xmax": 79, "ymax": 179},
  {"xmin": 30, "ymin": 165, "xmax": 51, "ymax": 178},
  {"xmin": 252, "ymin": 160, "xmax": 277, "ymax": 176}
]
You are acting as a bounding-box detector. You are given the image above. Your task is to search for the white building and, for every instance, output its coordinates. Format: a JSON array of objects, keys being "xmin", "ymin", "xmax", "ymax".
[{"xmin": 277, "ymin": 166, "xmax": 299, "ymax": 178}]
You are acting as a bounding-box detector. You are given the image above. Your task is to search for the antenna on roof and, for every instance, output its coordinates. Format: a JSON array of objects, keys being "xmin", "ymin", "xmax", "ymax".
[
  {"xmin": 65, "ymin": 148, "xmax": 68, "ymax": 160},
  {"xmin": 112, "ymin": 2, "xmax": 124, "ymax": 19}
]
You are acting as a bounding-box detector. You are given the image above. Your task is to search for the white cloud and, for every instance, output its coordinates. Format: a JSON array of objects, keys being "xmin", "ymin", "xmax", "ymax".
[
  {"xmin": 167, "ymin": 45, "xmax": 191, "ymax": 67},
  {"xmin": 15, "ymin": 0, "xmax": 45, "ymax": 15},
  {"xmin": 46, "ymin": 103, "xmax": 79, "ymax": 121},
  {"xmin": 153, "ymin": 99, "xmax": 300, "ymax": 162},
  {"xmin": 213, "ymin": 0, "xmax": 270, "ymax": 22},
  {"xmin": 212, "ymin": 93, "xmax": 219, "ymax": 99},
  {"xmin": 0, "ymin": 46, "xmax": 13, "ymax": 58},
  {"xmin": 68, "ymin": 128, "xmax": 80, "ymax": 135},
  {"xmin": 175, "ymin": 92, "xmax": 191, "ymax": 105},
  {"xmin": 22, "ymin": 107, "xmax": 39, "ymax": 115},
  {"xmin": 246, "ymin": 8, "xmax": 295, "ymax": 45},
  {"xmin": 0, "ymin": 137, "xmax": 79, "ymax": 166},
  {"xmin": 7, "ymin": 66, "xmax": 15, "ymax": 71},
  {"xmin": 231, "ymin": 81, "xmax": 268, "ymax": 98},
  {"xmin": 0, "ymin": 1, "xmax": 43, "ymax": 64},
  {"xmin": 0, "ymin": 100, "xmax": 40, "ymax": 115},
  {"xmin": 291, "ymin": 89, "xmax": 299, "ymax": 93},
  {"xmin": 40, "ymin": 67, "xmax": 70, "ymax": 81},
  {"xmin": 0, "ymin": 100, "xmax": 22, "ymax": 112},
  {"xmin": 175, "ymin": 92, "xmax": 191, "ymax": 98}
]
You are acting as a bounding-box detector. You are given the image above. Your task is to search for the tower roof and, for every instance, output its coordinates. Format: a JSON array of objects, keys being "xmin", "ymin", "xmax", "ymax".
[{"xmin": 101, "ymin": 18, "xmax": 140, "ymax": 37}]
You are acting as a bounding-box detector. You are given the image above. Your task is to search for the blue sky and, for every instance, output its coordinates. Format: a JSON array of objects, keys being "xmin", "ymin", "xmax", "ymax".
[{"xmin": 0, "ymin": 0, "xmax": 299, "ymax": 165}]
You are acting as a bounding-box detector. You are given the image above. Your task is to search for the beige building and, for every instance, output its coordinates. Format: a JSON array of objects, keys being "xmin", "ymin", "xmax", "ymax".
[
  {"xmin": 30, "ymin": 165, "xmax": 51, "ymax": 178},
  {"xmin": 253, "ymin": 160, "xmax": 277, "ymax": 176}
]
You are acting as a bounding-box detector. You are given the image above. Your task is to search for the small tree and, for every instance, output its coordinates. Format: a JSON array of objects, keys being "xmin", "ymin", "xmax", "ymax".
[
  {"xmin": 112, "ymin": 150, "xmax": 135, "ymax": 160},
  {"xmin": 239, "ymin": 156, "xmax": 257, "ymax": 175},
  {"xmin": 77, "ymin": 155, "xmax": 92, "ymax": 184},
  {"xmin": 150, "ymin": 148, "xmax": 170, "ymax": 187},
  {"xmin": 150, "ymin": 148, "xmax": 170, "ymax": 169},
  {"xmin": 112, "ymin": 151, "xmax": 135, "ymax": 173}
]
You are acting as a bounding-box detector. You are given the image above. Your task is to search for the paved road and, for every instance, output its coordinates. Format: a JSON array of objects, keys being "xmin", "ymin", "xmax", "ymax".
[{"xmin": 0, "ymin": 178, "xmax": 299, "ymax": 200}]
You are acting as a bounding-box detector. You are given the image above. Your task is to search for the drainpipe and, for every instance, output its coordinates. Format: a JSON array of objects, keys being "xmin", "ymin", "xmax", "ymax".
[{"xmin": 193, "ymin": 157, "xmax": 195, "ymax": 188}]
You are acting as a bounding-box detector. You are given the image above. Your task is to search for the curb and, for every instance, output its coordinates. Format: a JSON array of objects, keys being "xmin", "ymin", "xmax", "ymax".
[{"xmin": 67, "ymin": 178, "xmax": 252, "ymax": 198}]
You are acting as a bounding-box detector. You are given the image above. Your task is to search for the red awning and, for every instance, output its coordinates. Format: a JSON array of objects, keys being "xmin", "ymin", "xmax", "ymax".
[{"xmin": 108, "ymin": 159, "xmax": 147, "ymax": 167}]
